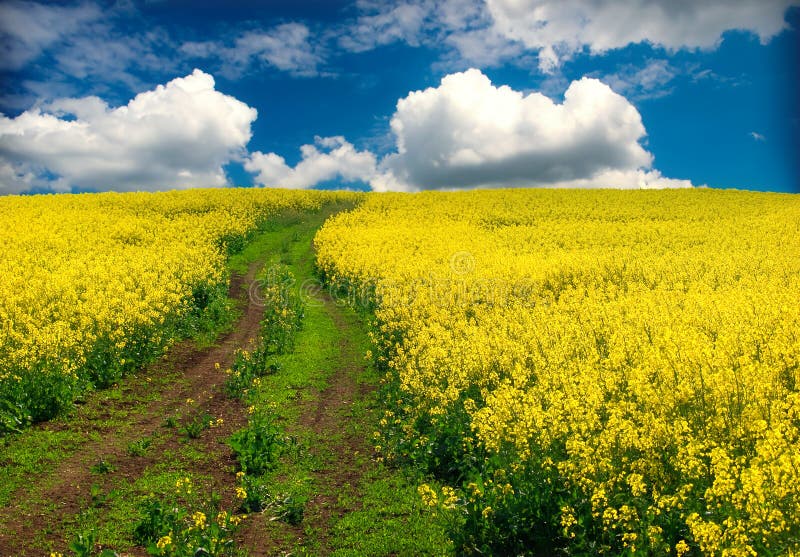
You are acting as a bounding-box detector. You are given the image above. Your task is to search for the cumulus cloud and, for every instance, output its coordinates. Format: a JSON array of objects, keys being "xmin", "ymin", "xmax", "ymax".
[
  {"xmin": 181, "ymin": 23, "xmax": 323, "ymax": 78},
  {"xmin": 0, "ymin": 160, "xmax": 41, "ymax": 195},
  {"xmin": 750, "ymin": 131, "xmax": 767, "ymax": 141},
  {"xmin": 0, "ymin": 70, "xmax": 257, "ymax": 194},
  {"xmin": 372, "ymin": 69, "xmax": 692, "ymax": 191},
  {"xmin": 246, "ymin": 136, "xmax": 377, "ymax": 189},
  {"xmin": 484, "ymin": 0, "xmax": 800, "ymax": 72},
  {"xmin": 246, "ymin": 69, "xmax": 692, "ymax": 192}
]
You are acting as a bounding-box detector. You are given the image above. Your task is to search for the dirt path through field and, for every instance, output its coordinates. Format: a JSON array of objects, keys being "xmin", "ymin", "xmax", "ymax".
[
  {"xmin": 0, "ymin": 202, "xmax": 401, "ymax": 557},
  {"xmin": 0, "ymin": 202, "xmax": 442, "ymax": 556},
  {"xmin": 0, "ymin": 257, "xmax": 265, "ymax": 555},
  {"xmin": 232, "ymin": 286, "xmax": 376, "ymax": 556},
  {"xmin": 294, "ymin": 292, "xmax": 375, "ymax": 553}
]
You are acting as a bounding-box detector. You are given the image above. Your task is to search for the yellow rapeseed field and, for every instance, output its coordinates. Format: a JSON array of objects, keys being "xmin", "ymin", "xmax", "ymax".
[
  {"xmin": 314, "ymin": 189, "xmax": 800, "ymax": 555},
  {"xmin": 0, "ymin": 188, "xmax": 352, "ymax": 428}
]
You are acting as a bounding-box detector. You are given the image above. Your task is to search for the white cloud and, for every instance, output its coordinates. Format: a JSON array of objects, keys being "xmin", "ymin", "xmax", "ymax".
[
  {"xmin": 750, "ymin": 131, "xmax": 767, "ymax": 141},
  {"xmin": 338, "ymin": 1, "xmax": 798, "ymax": 73},
  {"xmin": 484, "ymin": 0, "xmax": 800, "ymax": 72},
  {"xmin": 246, "ymin": 136, "xmax": 377, "ymax": 189},
  {"xmin": 241, "ymin": 69, "xmax": 693, "ymax": 192},
  {"xmin": 338, "ymin": 0, "xmax": 516, "ymax": 67},
  {"xmin": 2, "ymin": 1, "xmax": 323, "ymax": 94},
  {"xmin": 238, "ymin": 25, "xmax": 322, "ymax": 75},
  {"xmin": 598, "ymin": 59, "xmax": 677, "ymax": 101},
  {"xmin": 0, "ymin": 70, "xmax": 257, "ymax": 194},
  {"xmin": 55, "ymin": 28, "xmax": 177, "ymax": 89},
  {"xmin": 0, "ymin": 1, "xmax": 177, "ymax": 99},
  {"xmin": 0, "ymin": 160, "xmax": 41, "ymax": 195},
  {"xmin": 372, "ymin": 69, "xmax": 692, "ymax": 191},
  {"xmin": 338, "ymin": 1, "xmax": 431, "ymax": 52},
  {"xmin": 442, "ymin": 25, "xmax": 526, "ymax": 68},
  {"xmin": 182, "ymin": 23, "xmax": 323, "ymax": 78},
  {"xmin": 548, "ymin": 168, "xmax": 694, "ymax": 190},
  {"xmin": 0, "ymin": 0, "xmax": 103, "ymax": 71}
]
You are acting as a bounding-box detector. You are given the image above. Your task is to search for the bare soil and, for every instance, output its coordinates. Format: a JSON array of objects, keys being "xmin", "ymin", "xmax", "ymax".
[
  {"xmin": 294, "ymin": 293, "xmax": 374, "ymax": 554},
  {"xmin": 0, "ymin": 262, "xmax": 263, "ymax": 555},
  {"xmin": 1, "ymin": 220, "xmax": 377, "ymax": 556},
  {"xmin": 234, "ymin": 291, "xmax": 374, "ymax": 556}
]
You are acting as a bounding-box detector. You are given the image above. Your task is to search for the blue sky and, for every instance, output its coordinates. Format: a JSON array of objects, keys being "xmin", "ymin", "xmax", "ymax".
[{"xmin": 0, "ymin": 0, "xmax": 797, "ymax": 194}]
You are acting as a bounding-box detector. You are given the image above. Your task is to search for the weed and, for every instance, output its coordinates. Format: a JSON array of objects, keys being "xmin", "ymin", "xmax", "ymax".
[
  {"xmin": 68, "ymin": 529, "xmax": 97, "ymax": 557},
  {"xmin": 180, "ymin": 412, "xmax": 214, "ymax": 440},
  {"xmin": 234, "ymin": 472, "xmax": 271, "ymax": 513},
  {"xmin": 90, "ymin": 459, "xmax": 115, "ymax": 475},
  {"xmin": 126, "ymin": 437, "xmax": 152, "ymax": 457},
  {"xmin": 269, "ymin": 492, "xmax": 306, "ymax": 526},
  {"xmin": 258, "ymin": 263, "xmax": 305, "ymax": 355},
  {"xmin": 234, "ymin": 472, "xmax": 306, "ymax": 525},
  {"xmin": 224, "ymin": 347, "xmax": 277, "ymax": 400},
  {"xmin": 161, "ymin": 414, "xmax": 179, "ymax": 429},
  {"xmin": 67, "ymin": 513, "xmax": 120, "ymax": 557},
  {"xmin": 90, "ymin": 483, "xmax": 105, "ymax": 508},
  {"xmin": 134, "ymin": 478, "xmax": 244, "ymax": 557},
  {"xmin": 228, "ymin": 410, "xmax": 292, "ymax": 476}
]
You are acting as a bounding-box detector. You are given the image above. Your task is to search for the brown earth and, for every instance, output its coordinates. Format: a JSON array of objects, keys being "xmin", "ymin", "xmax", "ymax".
[
  {"xmin": 294, "ymin": 293, "xmax": 374, "ymax": 554},
  {"xmin": 0, "ymin": 261, "xmax": 263, "ymax": 556},
  {"xmin": 1, "ymin": 220, "xmax": 376, "ymax": 556},
  {"xmin": 233, "ymin": 291, "xmax": 374, "ymax": 556}
]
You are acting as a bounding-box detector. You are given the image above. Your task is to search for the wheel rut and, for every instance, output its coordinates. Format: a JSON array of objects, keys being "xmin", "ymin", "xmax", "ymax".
[{"xmin": 0, "ymin": 260, "xmax": 264, "ymax": 555}]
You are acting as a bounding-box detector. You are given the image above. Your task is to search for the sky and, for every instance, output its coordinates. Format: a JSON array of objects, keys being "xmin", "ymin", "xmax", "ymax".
[{"xmin": 0, "ymin": 0, "xmax": 798, "ymax": 195}]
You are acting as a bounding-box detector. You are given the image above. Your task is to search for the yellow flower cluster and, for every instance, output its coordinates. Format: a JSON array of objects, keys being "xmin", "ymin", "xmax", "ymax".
[
  {"xmin": 315, "ymin": 189, "xmax": 800, "ymax": 554},
  {"xmin": 191, "ymin": 510, "xmax": 207, "ymax": 530},
  {"xmin": 156, "ymin": 534, "xmax": 172, "ymax": 549},
  {"xmin": 0, "ymin": 188, "xmax": 355, "ymax": 426},
  {"xmin": 175, "ymin": 476, "xmax": 193, "ymax": 496}
]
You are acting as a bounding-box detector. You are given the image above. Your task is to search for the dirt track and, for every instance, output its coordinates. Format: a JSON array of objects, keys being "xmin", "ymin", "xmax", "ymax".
[
  {"xmin": 0, "ymin": 205, "xmax": 384, "ymax": 556},
  {"xmin": 0, "ymin": 261, "xmax": 263, "ymax": 555}
]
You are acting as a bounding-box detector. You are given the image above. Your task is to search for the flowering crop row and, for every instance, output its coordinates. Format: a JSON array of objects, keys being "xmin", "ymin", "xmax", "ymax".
[
  {"xmin": 0, "ymin": 188, "xmax": 355, "ymax": 432},
  {"xmin": 314, "ymin": 189, "xmax": 800, "ymax": 555}
]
